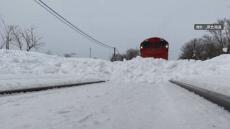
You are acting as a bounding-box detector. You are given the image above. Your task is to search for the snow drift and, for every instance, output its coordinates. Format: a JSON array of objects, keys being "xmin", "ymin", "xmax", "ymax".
[
  {"xmin": 0, "ymin": 50, "xmax": 230, "ymax": 94},
  {"xmin": 1, "ymin": 50, "xmax": 230, "ymax": 129}
]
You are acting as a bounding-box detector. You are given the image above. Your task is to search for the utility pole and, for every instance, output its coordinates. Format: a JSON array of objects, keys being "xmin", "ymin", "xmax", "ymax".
[
  {"xmin": 6, "ymin": 35, "xmax": 10, "ymax": 50},
  {"xmin": 192, "ymin": 41, "xmax": 196, "ymax": 59},
  {"xmin": 113, "ymin": 47, "xmax": 116, "ymax": 57},
  {"xmin": 89, "ymin": 47, "xmax": 92, "ymax": 58}
]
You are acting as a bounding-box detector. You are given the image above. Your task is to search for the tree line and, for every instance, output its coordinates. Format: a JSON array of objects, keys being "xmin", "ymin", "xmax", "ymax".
[
  {"xmin": 0, "ymin": 19, "xmax": 43, "ymax": 51},
  {"xmin": 179, "ymin": 18, "xmax": 230, "ymax": 60},
  {"xmin": 111, "ymin": 49, "xmax": 140, "ymax": 61}
]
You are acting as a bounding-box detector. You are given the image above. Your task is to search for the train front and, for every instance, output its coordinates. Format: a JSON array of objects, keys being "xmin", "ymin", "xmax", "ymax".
[{"xmin": 140, "ymin": 37, "xmax": 169, "ymax": 59}]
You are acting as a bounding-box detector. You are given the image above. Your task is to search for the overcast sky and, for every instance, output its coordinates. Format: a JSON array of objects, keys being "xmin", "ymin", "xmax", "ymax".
[{"xmin": 0, "ymin": 0, "xmax": 229, "ymax": 60}]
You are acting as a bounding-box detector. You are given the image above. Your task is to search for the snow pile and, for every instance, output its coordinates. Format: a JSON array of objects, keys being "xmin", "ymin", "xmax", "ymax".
[
  {"xmin": 1, "ymin": 50, "xmax": 230, "ymax": 129},
  {"xmin": 0, "ymin": 50, "xmax": 110, "ymax": 78},
  {"xmin": 0, "ymin": 50, "xmax": 230, "ymax": 93},
  {"xmin": 0, "ymin": 50, "xmax": 111, "ymax": 90}
]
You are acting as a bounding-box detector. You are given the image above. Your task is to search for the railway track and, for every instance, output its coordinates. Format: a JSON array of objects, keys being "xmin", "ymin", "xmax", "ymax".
[
  {"xmin": 0, "ymin": 80, "xmax": 106, "ymax": 96},
  {"xmin": 170, "ymin": 80, "xmax": 230, "ymax": 112},
  {"xmin": 1, "ymin": 79, "xmax": 230, "ymax": 113},
  {"xmin": 1, "ymin": 81, "xmax": 230, "ymax": 128}
]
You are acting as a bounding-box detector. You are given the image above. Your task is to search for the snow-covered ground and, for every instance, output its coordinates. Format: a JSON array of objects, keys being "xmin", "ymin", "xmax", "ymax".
[
  {"xmin": 1, "ymin": 81, "xmax": 230, "ymax": 129},
  {"xmin": 177, "ymin": 74, "xmax": 230, "ymax": 96},
  {"xmin": 0, "ymin": 50, "xmax": 230, "ymax": 94},
  {"xmin": 1, "ymin": 50, "xmax": 230, "ymax": 129}
]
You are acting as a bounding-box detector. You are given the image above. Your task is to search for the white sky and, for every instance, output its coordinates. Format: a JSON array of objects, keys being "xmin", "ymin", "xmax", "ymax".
[{"xmin": 0, "ymin": 0, "xmax": 229, "ymax": 60}]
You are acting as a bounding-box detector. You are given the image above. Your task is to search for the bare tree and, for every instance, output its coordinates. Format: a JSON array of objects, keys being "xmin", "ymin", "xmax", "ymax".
[
  {"xmin": 202, "ymin": 35, "xmax": 213, "ymax": 44},
  {"xmin": 180, "ymin": 37, "xmax": 220, "ymax": 60},
  {"xmin": 111, "ymin": 49, "xmax": 139, "ymax": 61},
  {"xmin": 0, "ymin": 18, "xmax": 44, "ymax": 51},
  {"xmin": 125, "ymin": 49, "xmax": 140, "ymax": 60},
  {"xmin": 179, "ymin": 38, "xmax": 200, "ymax": 60},
  {"xmin": 224, "ymin": 19, "xmax": 230, "ymax": 52},
  {"xmin": 21, "ymin": 27, "xmax": 43, "ymax": 51},
  {"xmin": 200, "ymin": 35, "xmax": 219, "ymax": 59},
  {"xmin": 0, "ymin": 31, "xmax": 5, "ymax": 49},
  {"xmin": 64, "ymin": 52, "xmax": 77, "ymax": 58},
  {"xmin": 12, "ymin": 26, "xmax": 23, "ymax": 50},
  {"xmin": 208, "ymin": 19, "xmax": 230, "ymax": 53},
  {"xmin": 180, "ymin": 18, "xmax": 230, "ymax": 60},
  {"xmin": 0, "ymin": 19, "xmax": 14, "ymax": 49},
  {"xmin": 111, "ymin": 53, "xmax": 125, "ymax": 61}
]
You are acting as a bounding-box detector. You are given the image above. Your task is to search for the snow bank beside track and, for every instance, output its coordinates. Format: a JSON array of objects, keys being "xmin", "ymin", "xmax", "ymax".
[{"xmin": 0, "ymin": 50, "xmax": 230, "ymax": 94}]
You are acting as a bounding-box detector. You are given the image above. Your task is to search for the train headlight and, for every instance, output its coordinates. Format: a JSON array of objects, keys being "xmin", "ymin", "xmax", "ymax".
[
  {"xmin": 140, "ymin": 46, "xmax": 143, "ymax": 49},
  {"xmin": 165, "ymin": 45, "xmax": 169, "ymax": 48}
]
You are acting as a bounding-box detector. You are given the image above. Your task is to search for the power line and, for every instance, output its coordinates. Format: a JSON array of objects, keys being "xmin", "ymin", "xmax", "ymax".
[
  {"xmin": 35, "ymin": 0, "xmax": 113, "ymax": 49},
  {"xmin": 33, "ymin": 0, "xmax": 77, "ymax": 33},
  {"xmin": 34, "ymin": 0, "xmax": 115, "ymax": 49}
]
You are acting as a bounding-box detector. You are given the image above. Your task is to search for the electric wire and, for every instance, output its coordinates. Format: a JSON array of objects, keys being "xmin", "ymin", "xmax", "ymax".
[{"xmin": 34, "ymin": 0, "xmax": 115, "ymax": 49}]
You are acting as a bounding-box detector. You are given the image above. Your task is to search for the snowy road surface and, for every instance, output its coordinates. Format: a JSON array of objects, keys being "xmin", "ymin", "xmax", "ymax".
[{"xmin": 1, "ymin": 81, "xmax": 230, "ymax": 129}]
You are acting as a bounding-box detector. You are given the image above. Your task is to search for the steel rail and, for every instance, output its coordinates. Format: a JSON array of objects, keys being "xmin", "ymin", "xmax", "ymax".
[
  {"xmin": 170, "ymin": 80, "xmax": 230, "ymax": 112},
  {"xmin": 0, "ymin": 80, "xmax": 106, "ymax": 96}
]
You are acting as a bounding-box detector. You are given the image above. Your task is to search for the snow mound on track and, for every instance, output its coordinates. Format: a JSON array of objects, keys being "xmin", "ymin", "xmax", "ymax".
[{"xmin": 0, "ymin": 50, "xmax": 229, "ymax": 84}]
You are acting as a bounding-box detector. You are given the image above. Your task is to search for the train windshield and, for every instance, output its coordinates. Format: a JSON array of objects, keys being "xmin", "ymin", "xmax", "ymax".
[{"xmin": 142, "ymin": 41, "xmax": 168, "ymax": 48}]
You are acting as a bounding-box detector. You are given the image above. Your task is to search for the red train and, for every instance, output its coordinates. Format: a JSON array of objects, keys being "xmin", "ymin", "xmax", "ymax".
[{"xmin": 140, "ymin": 37, "xmax": 169, "ymax": 60}]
